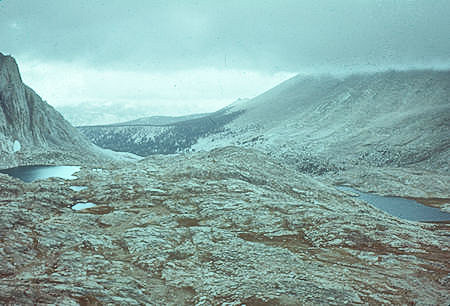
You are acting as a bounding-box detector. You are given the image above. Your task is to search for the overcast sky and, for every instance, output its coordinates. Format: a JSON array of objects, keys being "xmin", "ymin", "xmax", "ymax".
[{"xmin": 1, "ymin": 0, "xmax": 449, "ymax": 115}]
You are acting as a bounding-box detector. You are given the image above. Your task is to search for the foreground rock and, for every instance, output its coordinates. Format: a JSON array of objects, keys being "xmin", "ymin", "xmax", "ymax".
[{"xmin": 1, "ymin": 147, "xmax": 448, "ymax": 305}]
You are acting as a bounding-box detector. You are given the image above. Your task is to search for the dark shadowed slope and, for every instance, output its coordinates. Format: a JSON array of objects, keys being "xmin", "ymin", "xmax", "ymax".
[{"xmin": 79, "ymin": 108, "xmax": 243, "ymax": 156}]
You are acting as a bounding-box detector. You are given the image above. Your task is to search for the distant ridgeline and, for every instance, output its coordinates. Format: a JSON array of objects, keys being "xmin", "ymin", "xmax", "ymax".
[
  {"xmin": 78, "ymin": 109, "xmax": 244, "ymax": 156},
  {"xmin": 79, "ymin": 69, "xmax": 450, "ymax": 174}
]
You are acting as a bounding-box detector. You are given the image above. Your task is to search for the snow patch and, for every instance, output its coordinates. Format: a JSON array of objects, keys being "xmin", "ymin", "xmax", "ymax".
[
  {"xmin": 13, "ymin": 140, "xmax": 21, "ymax": 152},
  {"xmin": 94, "ymin": 146, "xmax": 143, "ymax": 161}
]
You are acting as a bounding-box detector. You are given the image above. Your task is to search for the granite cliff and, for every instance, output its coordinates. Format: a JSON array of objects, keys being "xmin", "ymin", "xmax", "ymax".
[{"xmin": 0, "ymin": 53, "xmax": 111, "ymax": 168}]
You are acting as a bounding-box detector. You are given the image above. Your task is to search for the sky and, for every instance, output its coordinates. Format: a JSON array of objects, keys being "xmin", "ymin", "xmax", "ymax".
[{"xmin": 1, "ymin": 0, "xmax": 449, "ymax": 115}]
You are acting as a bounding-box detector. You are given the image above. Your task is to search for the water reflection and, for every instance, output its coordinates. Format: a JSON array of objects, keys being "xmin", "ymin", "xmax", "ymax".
[
  {"xmin": 0, "ymin": 166, "xmax": 80, "ymax": 182},
  {"xmin": 337, "ymin": 186, "xmax": 450, "ymax": 222}
]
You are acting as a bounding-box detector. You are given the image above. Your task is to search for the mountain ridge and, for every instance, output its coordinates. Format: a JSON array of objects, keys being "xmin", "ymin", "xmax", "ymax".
[
  {"xmin": 0, "ymin": 53, "xmax": 114, "ymax": 168},
  {"xmin": 79, "ymin": 108, "xmax": 244, "ymax": 155},
  {"xmin": 80, "ymin": 69, "xmax": 450, "ymax": 174},
  {"xmin": 191, "ymin": 69, "xmax": 450, "ymax": 173}
]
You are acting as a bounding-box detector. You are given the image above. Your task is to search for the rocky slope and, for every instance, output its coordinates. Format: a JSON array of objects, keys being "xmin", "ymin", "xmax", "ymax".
[
  {"xmin": 0, "ymin": 147, "xmax": 449, "ymax": 305},
  {"xmin": 80, "ymin": 70, "xmax": 450, "ymax": 176},
  {"xmin": 0, "ymin": 53, "xmax": 111, "ymax": 169},
  {"xmin": 193, "ymin": 70, "xmax": 450, "ymax": 174}
]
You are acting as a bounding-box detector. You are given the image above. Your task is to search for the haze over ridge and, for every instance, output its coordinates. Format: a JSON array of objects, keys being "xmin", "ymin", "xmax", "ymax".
[{"xmin": 1, "ymin": 0, "xmax": 449, "ymax": 116}]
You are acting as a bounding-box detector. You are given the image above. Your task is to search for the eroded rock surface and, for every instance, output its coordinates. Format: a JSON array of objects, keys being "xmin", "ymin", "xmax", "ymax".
[
  {"xmin": 0, "ymin": 53, "xmax": 113, "ymax": 169},
  {"xmin": 1, "ymin": 147, "xmax": 448, "ymax": 305}
]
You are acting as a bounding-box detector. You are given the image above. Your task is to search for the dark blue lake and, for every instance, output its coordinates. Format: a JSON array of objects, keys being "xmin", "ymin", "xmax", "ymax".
[
  {"xmin": 337, "ymin": 186, "xmax": 450, "ymax": 222},
  {"xmin": 0, "ymin": 165, "xmax": 80, "ymax": 182}
]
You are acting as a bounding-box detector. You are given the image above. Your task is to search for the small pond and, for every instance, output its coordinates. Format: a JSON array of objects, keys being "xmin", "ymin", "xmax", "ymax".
[
  {"xmin": 337, "ymin": 186, "xmax": 450, "ymax": 222},
  {"xmin": 0, "ymin": 165, "xmax": 80, "ymax": 182},
  {"xmin": 72, "ymin": 202, "xmax": 97, "ymax": 210},
  {"xmin": 69, "ymin": 186, "xmax": 88, "ymax": 191}
]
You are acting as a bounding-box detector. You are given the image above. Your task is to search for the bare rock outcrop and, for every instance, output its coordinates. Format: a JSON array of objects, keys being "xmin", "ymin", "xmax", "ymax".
[
  {"xmin": 0, "ymin": 147, "xmax": 448, "ymax": 305},
  {"xmin": 0, "ymin": 53, "xmax": 105, "ymax": 168}
]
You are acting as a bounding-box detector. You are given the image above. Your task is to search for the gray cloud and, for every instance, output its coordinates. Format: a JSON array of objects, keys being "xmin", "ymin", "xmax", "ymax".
[
  {"xmin": 1, "ymin": 0, "xmax": 449, "ymax": 72},
  {"xmin": 1, "ymin": 0, "xmax": 449, "ymax": 116}
]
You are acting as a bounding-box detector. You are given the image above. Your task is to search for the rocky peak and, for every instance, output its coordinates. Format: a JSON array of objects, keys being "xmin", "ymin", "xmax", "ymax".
[
  {"xmin": 0, "ymin": 53, "xmax": 23, "ymax": 86},
  {"xmin": 0, "ymin": 53, "xmax": 104, "ymax": 168}
]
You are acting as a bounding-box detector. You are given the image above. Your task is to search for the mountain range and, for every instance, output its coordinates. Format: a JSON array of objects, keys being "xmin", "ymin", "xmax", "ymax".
[
  {"xmin": 80, "ymin": 70, "xmax": 450, "ymax": 175},
  {"xmin": 56, "ymin": 103, "xmax": 179, "ymax": 126},
  {"xmin": 0, "ymin": 52, "xmax": 449, "ymax": 304}
]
